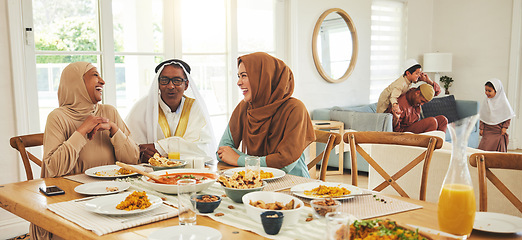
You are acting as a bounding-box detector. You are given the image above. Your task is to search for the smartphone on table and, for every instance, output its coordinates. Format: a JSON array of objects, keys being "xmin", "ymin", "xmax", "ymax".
[{"xmin": 39, "ymin": 185, "xmax": 65, "ymax": 196}]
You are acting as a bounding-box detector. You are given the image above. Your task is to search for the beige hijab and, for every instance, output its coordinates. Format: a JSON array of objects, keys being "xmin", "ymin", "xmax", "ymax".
[
  {"xmin": 57, "ymin": 61, "xmax": 98, "ymax": 120},
  {"xmin": 230, "ymin": 52, "xmax": 315, "ymax": 167}
]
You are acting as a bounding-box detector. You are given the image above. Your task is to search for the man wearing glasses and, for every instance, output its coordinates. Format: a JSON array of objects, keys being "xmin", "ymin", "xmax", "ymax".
[{"xmin": 126, "ymin": 59, "xmax": 216, "ymax": 163}]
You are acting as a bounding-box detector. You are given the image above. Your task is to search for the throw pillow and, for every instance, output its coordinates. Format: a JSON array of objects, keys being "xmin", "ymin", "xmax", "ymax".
[{"xmin": 421, "ymin": 95, "xmax": 459, "ymax": 123}]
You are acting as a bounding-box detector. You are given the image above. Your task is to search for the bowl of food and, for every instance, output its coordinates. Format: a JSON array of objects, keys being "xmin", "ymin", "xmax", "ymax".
[
  {"xmin": 141, "ymin": 169, "xmax": 218, "ymax": 194},
  {"xmin": 148, "ymin": 153, "xmax": 187, "ymax": 171},
  {"xmin": 242, "ymin": 191, "xmax": 304, "ymax": 227},
  {"xmin": 310, "ymin": 198, "xmax": 341, "ymax": 218},
  {"xmin": 218, "ymin": 171, "xmax": 266, "ymax": 203},
  {"xmin": 192, "ymin": 194, "xmax": 221, "ymax": 213},
  {"xmin": 222, "ymin": 183, "xmax": 265, "ymax": 203}
]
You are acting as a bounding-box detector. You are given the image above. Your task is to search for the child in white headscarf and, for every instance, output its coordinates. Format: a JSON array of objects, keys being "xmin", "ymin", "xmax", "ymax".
[{"xmin": 478, "ymin": 78, "xmax": 515, "ymax": 152}]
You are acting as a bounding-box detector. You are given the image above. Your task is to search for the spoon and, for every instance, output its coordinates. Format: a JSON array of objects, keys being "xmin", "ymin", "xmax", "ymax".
[{"xmin": 116, "ymin": 162, "xmax": 167, "ymax": 184}]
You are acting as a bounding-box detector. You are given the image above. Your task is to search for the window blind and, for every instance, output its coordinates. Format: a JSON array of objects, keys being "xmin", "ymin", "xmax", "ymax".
[{"xmin": 370, "ymin": 0, "xmax": 406, "ymax": 103}]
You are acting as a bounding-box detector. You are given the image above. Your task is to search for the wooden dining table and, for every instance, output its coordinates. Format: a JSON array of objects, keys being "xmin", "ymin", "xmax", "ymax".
[{"xmin": 0, "ymin": 162, "xmax": 519, "ymax": 240}]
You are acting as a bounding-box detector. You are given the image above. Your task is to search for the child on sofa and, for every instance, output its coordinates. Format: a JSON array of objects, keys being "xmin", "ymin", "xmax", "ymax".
[
  {"xmin": 376, "ymin": 59, "xmax": 436, "ymax": 114},
  {"xmin": 478, "ymin": 78, "xmax": 515, "ymax": 152}
]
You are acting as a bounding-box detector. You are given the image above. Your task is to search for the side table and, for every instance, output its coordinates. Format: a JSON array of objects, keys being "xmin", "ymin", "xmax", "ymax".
[{"xmin": 310, "ymin": 120, "xmax": 344, "ymax": 175}]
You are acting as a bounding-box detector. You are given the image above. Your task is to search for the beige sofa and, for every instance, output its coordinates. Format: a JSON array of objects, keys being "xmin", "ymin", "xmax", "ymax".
[{"xmin": 362, "ymin": 131, "xmax": 522, "ymax": 217}]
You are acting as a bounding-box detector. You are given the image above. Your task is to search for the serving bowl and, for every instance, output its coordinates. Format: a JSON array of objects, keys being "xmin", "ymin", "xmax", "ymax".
[
  {"xmin": 141, "ymin": 169, "xmax": 217, "ymax": 194},
  {"xmin": 192, "ymin": 194, "xmax": 221, "ymax": 213},
  {"xmin": 222, "ymin": 181, "xmax": 266, "ymax": 203},
  {"xmin": 310, "ymin": 198, "xmax": 341, "ymax": 218},
  {"xmin": 242, "ymin": 191, "xmax": 304, "ymax": 227}
]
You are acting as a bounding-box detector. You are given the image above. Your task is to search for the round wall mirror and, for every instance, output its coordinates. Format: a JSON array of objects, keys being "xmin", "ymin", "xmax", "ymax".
[{"xmin": 312, "ymin": 8, "xmax": 358, "ymax": 83}]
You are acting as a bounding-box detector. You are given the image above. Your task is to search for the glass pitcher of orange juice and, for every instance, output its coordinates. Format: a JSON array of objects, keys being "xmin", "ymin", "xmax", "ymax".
[{"xmin": 438, "ymin": 115, "xmax": 479, "ymax": 237}]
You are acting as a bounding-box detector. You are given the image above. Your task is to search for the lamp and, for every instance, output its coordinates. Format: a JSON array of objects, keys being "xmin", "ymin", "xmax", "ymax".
[{"xmin": 423, "ymin": 53, "xmax": 452, "ymax": 85}]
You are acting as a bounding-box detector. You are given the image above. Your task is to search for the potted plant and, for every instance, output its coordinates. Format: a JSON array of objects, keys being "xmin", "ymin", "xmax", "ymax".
[{"xmin": 439, "ymin": 75, "xmax": 454, "ymax": 95}]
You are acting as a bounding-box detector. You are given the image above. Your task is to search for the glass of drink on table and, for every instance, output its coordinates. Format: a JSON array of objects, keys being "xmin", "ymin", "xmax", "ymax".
[
  {"xmin": 326, "ymin": 212, "xmax": 350, "ymax": 240},
  {"xmin": 177, "ymin": 179, "xmax": 197, "ymax": 225},
  {"xmin": 245, "ymin": 156, "xmax": 261, "ymax": 180},
  {"xmin": 168, "ymin": 138, "xmax": 181, "ymax": 160}
]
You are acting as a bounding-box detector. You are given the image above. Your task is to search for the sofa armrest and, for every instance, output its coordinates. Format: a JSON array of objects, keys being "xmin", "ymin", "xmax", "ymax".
[{"xmin": 311, "ymin": 108, "xmax": 331, "ymax": 121}]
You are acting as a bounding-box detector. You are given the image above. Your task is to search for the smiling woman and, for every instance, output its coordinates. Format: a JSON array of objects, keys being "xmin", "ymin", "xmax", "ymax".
[{"xmin": 30, "ymin": 61, "xmax": 140, "ymax": 240}]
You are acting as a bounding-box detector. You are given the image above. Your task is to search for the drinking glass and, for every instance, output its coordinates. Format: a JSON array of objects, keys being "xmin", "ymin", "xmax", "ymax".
[
  {"xmin": 326, "ymin": 212, "xmax": 350, "ymax": 240},
  {"xmin": 245, "ymin": 156, "xmax": 260, "ymax": 180},
  {"xmin": 193, "ymin": 156, "xmax": 205, "ymax": 169},
  {"xmin": 168, "ymin": 138, "xmax": 181, "ymax": 160},
  {"xmin": 177, "ymin": 179, "xmax": 197, "ymax": 225}
]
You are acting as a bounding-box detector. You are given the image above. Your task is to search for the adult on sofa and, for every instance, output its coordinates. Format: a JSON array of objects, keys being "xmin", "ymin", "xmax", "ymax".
[
  {"xmin": 376, "ymin": 58, "xmax": 437, "ymax": 113},
  {"xmin": 386, "ymin": 83, "xmax": 448, "ymax": 134}
]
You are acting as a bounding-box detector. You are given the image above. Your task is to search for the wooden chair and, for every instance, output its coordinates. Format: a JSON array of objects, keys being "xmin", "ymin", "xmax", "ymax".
[
  {"xmin": 344, "ymin": 131, "xmax": 443, "ymax": 200},
  {"xmin": 469, "ymin": 152, "xmax": 522, "ymax": 213},
  {"xmin": 10, "ymin": 133, "xmax": 44, "ymax": 180},
  {"xmin": 307, "ymin": 130, "xmax": 342, "ymax": 181}
]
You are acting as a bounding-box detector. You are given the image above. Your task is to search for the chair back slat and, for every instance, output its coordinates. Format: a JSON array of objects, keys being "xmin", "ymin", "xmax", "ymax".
[
  {"xmin": 9, "ymin": 133, "xmax": 44, "ymax": 180},
  {"xmin": 469, "ymin": 153, "xmax": 522, "ymax": 213},
  {"xmin": 344, "ymin": 131, "xmax": 443, "ymax": 201},
  {"xmin": 307, "ymin": 130, "xmax": 341, "ymax": 181}
]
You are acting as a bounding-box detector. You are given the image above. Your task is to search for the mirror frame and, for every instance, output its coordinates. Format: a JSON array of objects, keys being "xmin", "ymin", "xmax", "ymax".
[{"xmin": 312, "ymin": 8, "xmax": 358, "ymax": 83}]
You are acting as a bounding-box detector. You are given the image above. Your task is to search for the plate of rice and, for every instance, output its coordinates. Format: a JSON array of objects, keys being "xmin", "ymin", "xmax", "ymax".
[
  {"xmin": 290, "ymin": 182, "xmax": 363, "ymax": 200},
  {"xmin": 84, "ymin": 191, "xmax": 162, "ymax": 215}
]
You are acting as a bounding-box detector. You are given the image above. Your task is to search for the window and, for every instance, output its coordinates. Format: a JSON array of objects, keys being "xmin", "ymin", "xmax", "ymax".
[
  {"xmin": 370, "ymin": 0, "xmax": 406, "ymax": 103},
  {"xmin": 14, "ymin": 0, "xmax": 281, "ymax": 140}
]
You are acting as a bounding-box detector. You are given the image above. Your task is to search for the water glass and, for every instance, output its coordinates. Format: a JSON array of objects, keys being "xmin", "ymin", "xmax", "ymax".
[
  {"xmin": 326, "ymin": 212, "xmax": 350, "ymax": 240},
  {"xmin": 177, "ymin": 179, "xmax": 197, "ymax": 225},
  {"xmin": 245, "ymin": 156, "xmax": 260, "ymax": 179},
  {"xmin": 193, "ymin": 156, "xmax": 205, "ymax": 169}
]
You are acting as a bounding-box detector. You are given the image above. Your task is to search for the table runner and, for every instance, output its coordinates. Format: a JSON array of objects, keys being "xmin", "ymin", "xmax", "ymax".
[
  {"xmin": 47, "ymin": 197, "xmax": 178, "ymax": 236},
  {"xmin": 64, "ymin": 173, "xmax": 422, "ymax": 238},
  {"xmin": 282, "ymin": 190, "xmax": 422, "ymax": 220},
  {"xmin": 262, "ymin": 174, "xmax": 320, "ymax": 192}
]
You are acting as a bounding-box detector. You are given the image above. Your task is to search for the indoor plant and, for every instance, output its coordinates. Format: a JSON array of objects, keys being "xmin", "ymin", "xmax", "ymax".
[{"xmin": 440, "ymin": 75, "xmax": 454, "ymax": 95}]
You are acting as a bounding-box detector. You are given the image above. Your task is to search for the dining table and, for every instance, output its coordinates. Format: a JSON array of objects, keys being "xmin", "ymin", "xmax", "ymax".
[{"xmin": 0, "ymin": 162, "xmax": 519, "ymax": 240}]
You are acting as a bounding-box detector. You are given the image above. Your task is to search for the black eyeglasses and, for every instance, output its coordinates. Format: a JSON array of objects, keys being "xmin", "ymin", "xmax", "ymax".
[{"xmin": 159, "ymin": 76, "xmax": 187, "ymax": 86}]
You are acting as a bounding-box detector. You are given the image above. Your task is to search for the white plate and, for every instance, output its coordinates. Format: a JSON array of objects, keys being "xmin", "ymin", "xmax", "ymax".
[
  {"xmin": 290, "ymin": 182, "xmax": 363, "ymax": 200},
  {"xmin": 473, "ymin": 212, "xmax": 522, "ymax": 233},
  {"xmin": 74, "ymin": 181, "xmax": 131, "ymax": 195},
  {"xmin": 84, "ymin": 192, "xmax": 162, "ymax": 216},
  {"xmin": 85, "ymin": 165, "xmax": 146, "ymax": 178},
  {"xmin": 148, "ymin": 225, "xmax": 222, "ymax": 240},
  {"xmin": 224, "ymin": 167, "xmax": 285, "ymax": 181}
]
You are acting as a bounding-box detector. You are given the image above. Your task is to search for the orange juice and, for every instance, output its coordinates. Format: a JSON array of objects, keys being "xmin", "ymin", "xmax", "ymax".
[
  {"xmin": 438, "ymin": 184, "xmax": 476, "ymax": 236},
  {"xmin": 168, "ymin": 152, "xmax": 180, "ymax": 160}
]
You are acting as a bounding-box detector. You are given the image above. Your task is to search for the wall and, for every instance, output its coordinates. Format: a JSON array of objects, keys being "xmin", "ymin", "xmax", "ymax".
[
  {"xmin": 0, "ymin": 0, "xmax": 31, "ymax": 238},
  {"xmin": 430, "ymin": 0, "xmax": 520, "ymax": 148},
  {"xmin": 432, "ymin": 0, "xmax": 513, "ymax": 102},
  {"xmin": 0, "ymin": 0, "xmax": 18, "ymax": 184},
  {"xmin": 290, "ymin": 0, "xmax": 372, "ymax": 111}
]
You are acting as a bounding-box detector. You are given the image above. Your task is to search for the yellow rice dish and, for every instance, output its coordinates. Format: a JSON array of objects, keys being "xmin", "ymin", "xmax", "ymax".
[
  {"xmin": 116, "ymin": 191, "xmax": 152, "ymax": 211},
  {"xmin": 238, "ymin": 170, "xmax": 274, "ymax": 179},
  {"xmin": 304, "ymin": 185, "xmax": 351, "ymax": 197}
]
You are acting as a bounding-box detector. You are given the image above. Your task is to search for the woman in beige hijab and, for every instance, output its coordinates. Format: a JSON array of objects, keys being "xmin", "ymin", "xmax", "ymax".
[
  {"xmin": 217, "ymin": 52, "xmax": 315, "ymax": 177},
  {"xmin": 31, "ymin": 62, "xmax": 139, "ymax": 240}
]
